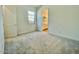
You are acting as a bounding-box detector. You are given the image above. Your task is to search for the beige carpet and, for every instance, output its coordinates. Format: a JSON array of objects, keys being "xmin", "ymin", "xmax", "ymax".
[{"xmin": 4, "ymin": 32, "xmax": 79, "ymax": 54}]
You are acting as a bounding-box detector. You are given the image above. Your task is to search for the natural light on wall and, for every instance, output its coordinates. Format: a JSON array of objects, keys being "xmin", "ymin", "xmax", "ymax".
[{"xmin": 28, "ymin": 11, "xmax": 35, "ymax": 24}]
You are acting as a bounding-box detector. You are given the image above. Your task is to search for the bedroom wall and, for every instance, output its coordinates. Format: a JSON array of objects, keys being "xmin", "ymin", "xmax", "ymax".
[
  {"xmin": 3, "ymin": 5, "xmax": 37, "ymax": 38},
  {"xmin": 39, "ymin": 5, "xmax": 79, "ymax": 41},
  {"xmin": 47, "ymin": 6, "xmax": 79, "ymax": 41},
  {"xmin": 0, "ymin": 6, "xmax": 4, "ymax": 53},
  {"xmin": 16, "ymin": 6, "xmax": 37, "ymax": 35}
]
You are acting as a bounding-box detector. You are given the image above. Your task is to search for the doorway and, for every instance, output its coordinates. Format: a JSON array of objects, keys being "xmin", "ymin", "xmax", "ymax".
[
  {"xmin": 37, "ymin": 7, "xmax": 48, "ymax": 32},
  {"xmin": 42, "ymin": 8, "xmax": 48, "ymax": 32}
]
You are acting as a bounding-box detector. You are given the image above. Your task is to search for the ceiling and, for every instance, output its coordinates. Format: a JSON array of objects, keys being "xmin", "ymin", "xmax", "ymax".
[
  {"xmin": 5, "ymin": 5, "xmax": 41, "ymax": 8},
  {"xmin": 3, "ymin": 5, "xmax": 42, "ymax": 11},
  {"xmin": 28, "ymin": 5, "xmax": 41, "ymax": 8}
]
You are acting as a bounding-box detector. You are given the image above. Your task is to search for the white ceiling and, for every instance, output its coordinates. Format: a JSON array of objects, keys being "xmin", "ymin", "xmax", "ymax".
[
  {"xmin": 4, "ymin": 5, "xmax": 42, "ymax": 11},
  {"xmin": 28, "ymin": 5, "xmax": 41, "ymax": 8},
  {"xmin": 5, "ymin": 5, "xmax": 41, "ymax": 8}
]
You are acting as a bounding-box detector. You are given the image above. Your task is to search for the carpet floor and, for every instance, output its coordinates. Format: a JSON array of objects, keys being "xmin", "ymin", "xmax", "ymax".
[{"xmin": 4, "ymin": 32, "xmax": 79, "ymax": 54}]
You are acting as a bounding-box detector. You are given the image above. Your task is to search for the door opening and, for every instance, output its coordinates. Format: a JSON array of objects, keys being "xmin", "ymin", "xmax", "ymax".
[{"xmin": 42, "ymin": 8, "xmax": 48, "ymax": 32}]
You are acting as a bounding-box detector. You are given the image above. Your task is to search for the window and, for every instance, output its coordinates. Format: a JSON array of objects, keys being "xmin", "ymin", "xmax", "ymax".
[{"xmin": 28, "ymin": 11, "xmax": 35, "ymax": 24}]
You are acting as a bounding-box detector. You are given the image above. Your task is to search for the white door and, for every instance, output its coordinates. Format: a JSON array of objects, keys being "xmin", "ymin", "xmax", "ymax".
[{"xmin": 3, "ymin": 6, "xmax": 17, "ymax": 38}]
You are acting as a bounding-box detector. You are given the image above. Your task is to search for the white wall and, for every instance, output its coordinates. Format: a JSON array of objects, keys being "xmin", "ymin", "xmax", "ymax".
[
  {"xmin": 16, "ymin": 6, "xmax": 37, "ymax": 35},
  {"xmin": 48, "ymin": 6, "xmax": 79, "ymax": 41},
  {"xmin": 39, "ymin": 5, "xmax": 79, "ymax": 41},
  {"xmin": 3, "ymin": 5, "xmax": 37, "ymax": 38},
  {"xmin": 0, "ymin": 6, "xmax": 4, "ymax": 53}
]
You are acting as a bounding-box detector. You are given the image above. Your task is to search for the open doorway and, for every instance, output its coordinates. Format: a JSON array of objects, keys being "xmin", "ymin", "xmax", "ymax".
[{"xmin": 42, "ymin": 8, "xmax": 48, "ymax": 32}]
